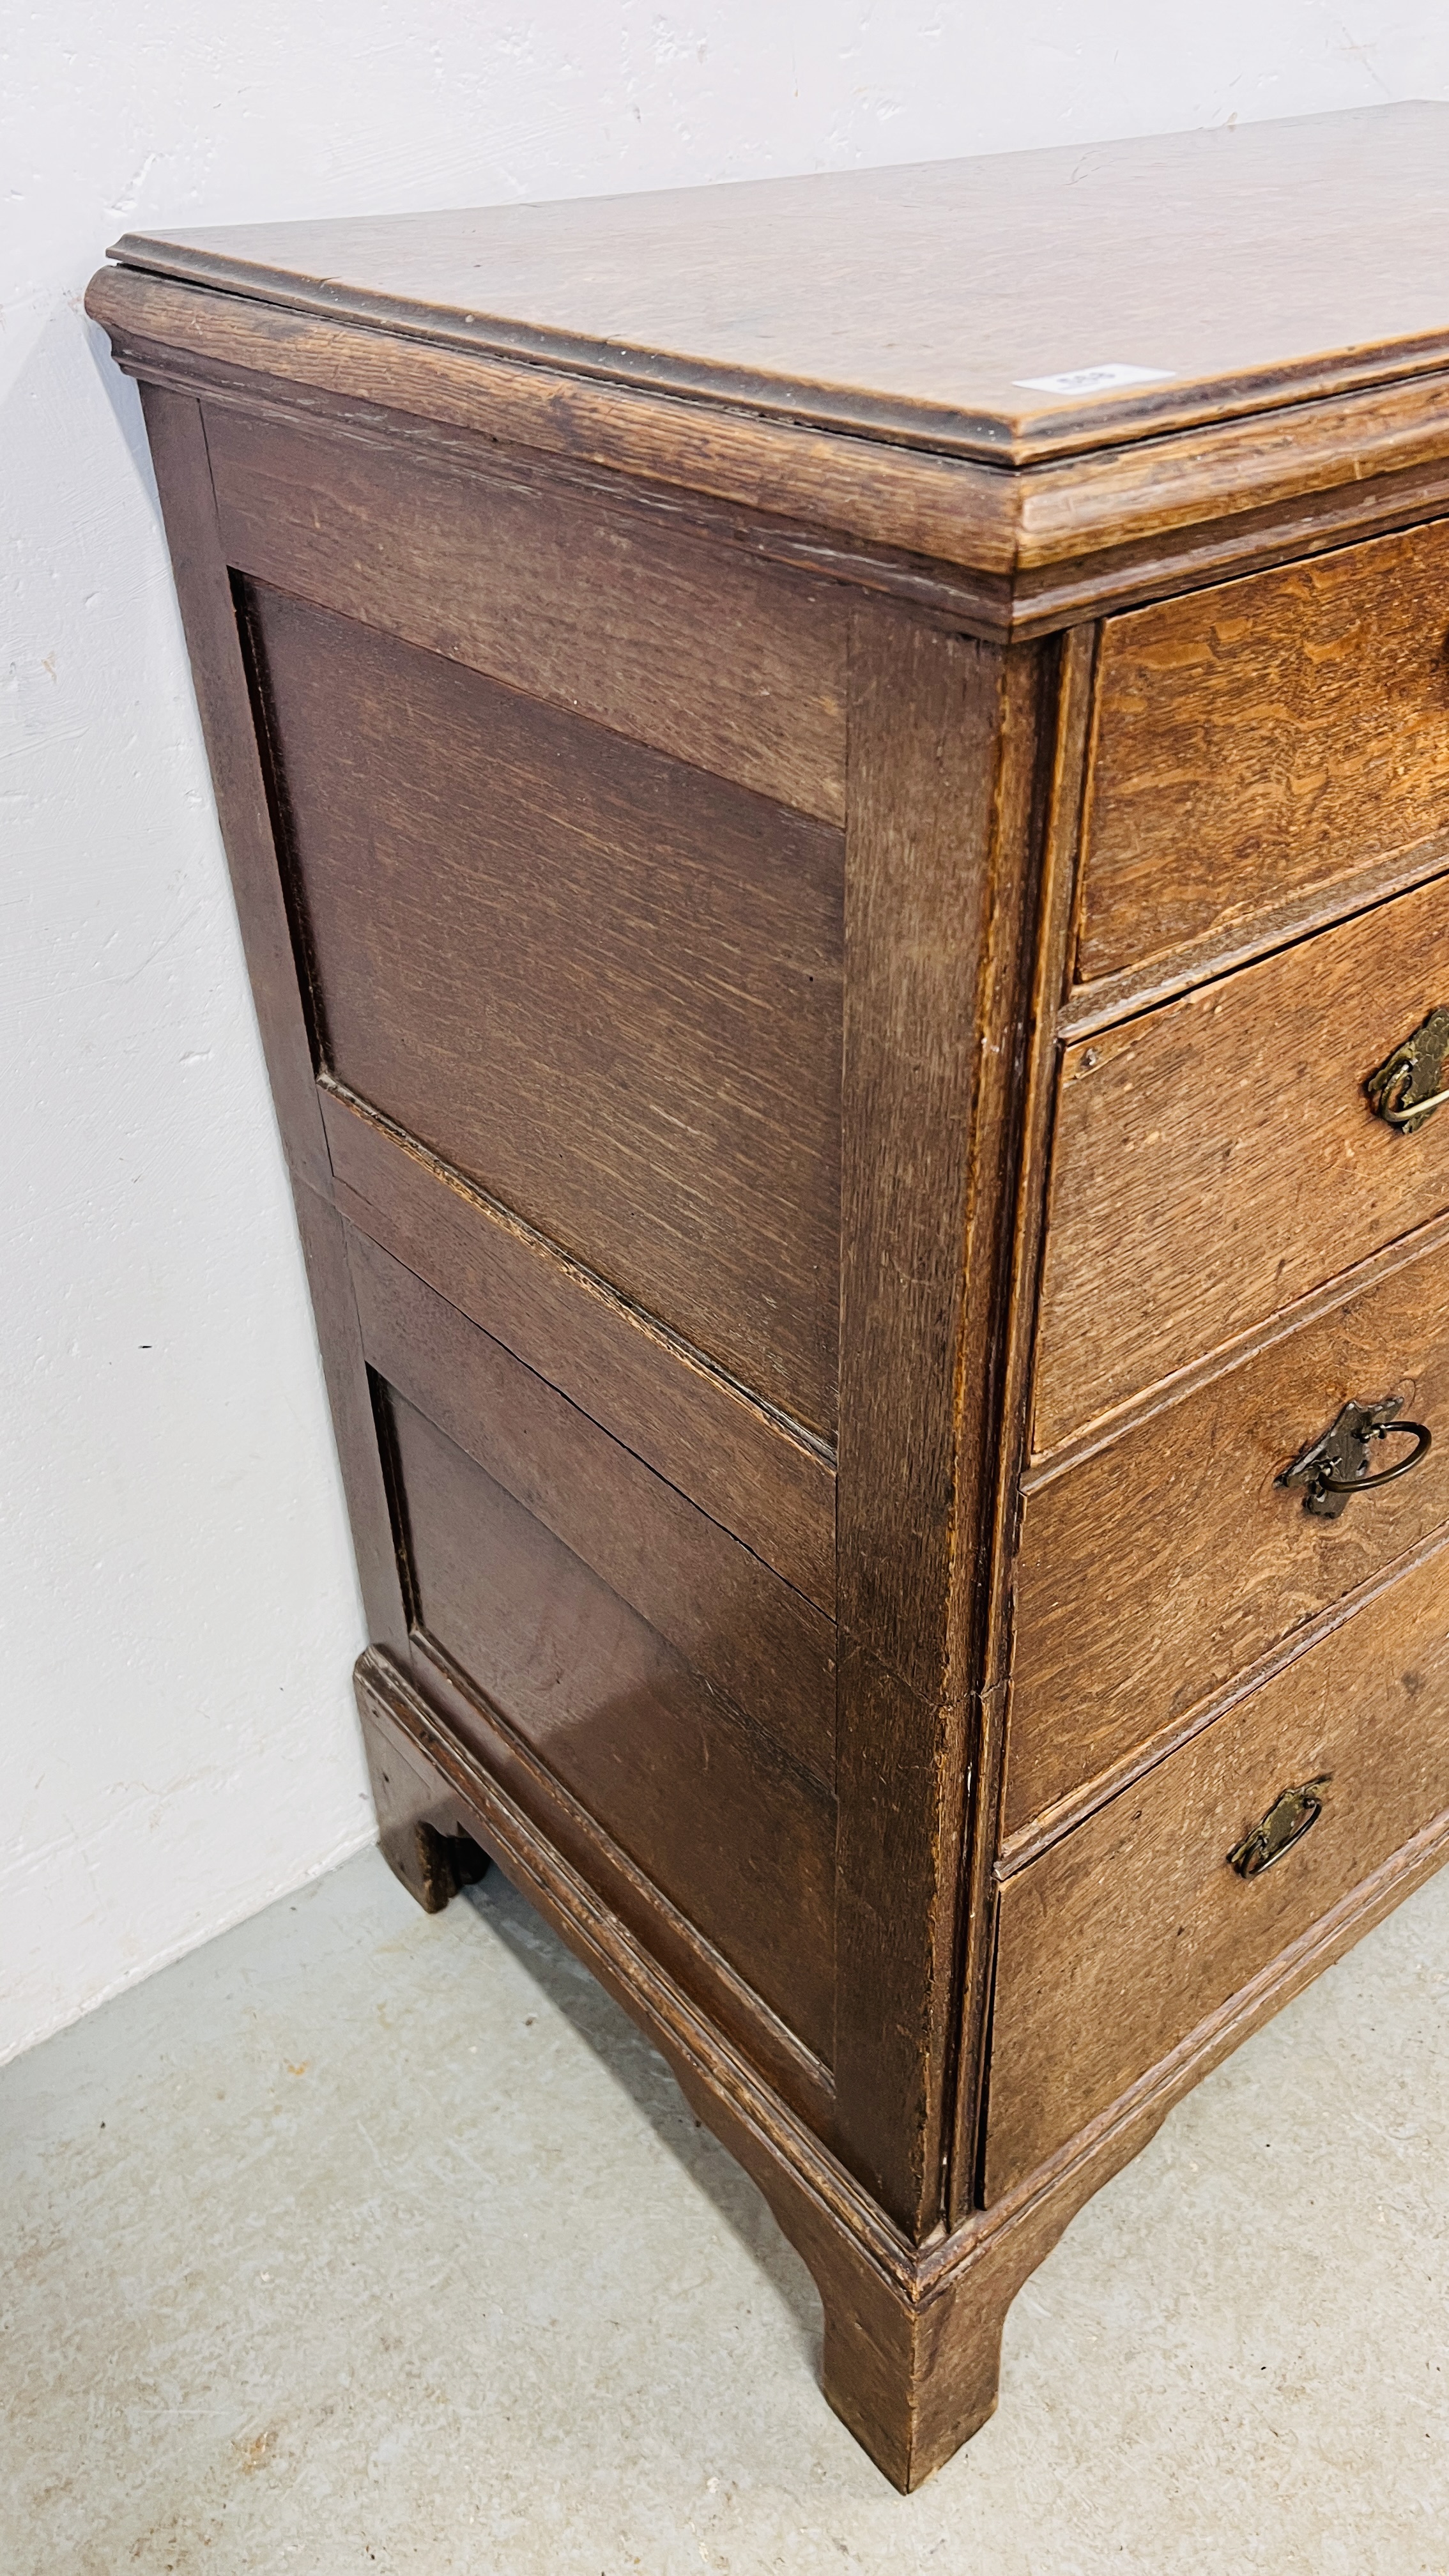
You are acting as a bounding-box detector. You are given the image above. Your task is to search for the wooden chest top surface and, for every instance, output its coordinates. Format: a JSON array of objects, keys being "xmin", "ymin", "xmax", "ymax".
[{"xmin": 109, "ymin": 103, "xmax": 1449, "ymax": 463}]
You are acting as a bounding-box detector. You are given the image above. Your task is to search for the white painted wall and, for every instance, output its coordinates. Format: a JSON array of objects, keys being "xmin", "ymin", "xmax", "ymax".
[{"xmin": 6, "ymin": 3, "xmax": 1449, "ymax": 2063}]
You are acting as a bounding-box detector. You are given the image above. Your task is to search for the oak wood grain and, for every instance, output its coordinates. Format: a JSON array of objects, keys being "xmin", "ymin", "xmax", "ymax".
[
  {"xmin": 101, "ymin": 127, "xmax": 1449, "ymax": 2487},
  {"xmin": 1011, "ymin": 442, "xmax": 1449, "ymax": 641},
  {"xmin": 986, "ymin": 1533, "xmax": 1449, "ymax": 2198},
  {"xmin": 1034, "ymin": 869, "xmax": 1449, "ymax": 1452},
  {"xmin": 243, "ymin": 580, "xmax": 844, "ymax": 1431},
  {"xmin": 349, "ymin": 1224, "xmax": 836, "ymax": 1790},
  {"xmin": 949, "ymin": 625, "xmax": 1099, "ymax": 2225},
  {"xmin": 84, "ymin": 257, "xmax": 1449, "ymax": 613},
  {"xmin": 385, "ymin": 1388, "xmax": 836, "ymax": 2062},
  {"xmin": 1013, "ymin": 366, "xmax": 1449, "ymax": 579},
  {"xmin": 291, "ymin": 1179, "xmax": 411, "ymax": 1662},
  {"xmin": 356, "ymin": 1646, "xmax": 1084, "ymax": 2492},
  {"xmin": 833, "ymin": 614, "xmax": 1051, "ymax": 2237},
  {"xmin": 107, "ymin": 107, "xmax": 1449, "ymax": 466},
  {"xmin": 89, "ymin": 273, "xmax": 1018, "ymax": 586},
  {"xmin": 135, "ymin": 385, "xmax": 330, "ymax": 1192},
  {"xmin": 134, "ymin": 388, "xmax": 411, "ymax": 1663},
  {"xmin": 359, "ymin": 1643, "xmax": 836, "ymax": 2133},
  {"xmin": 325, "ymin": 1084, "xmax": 836, "ymax": 1611},
  {"xmin": 359, "ymin": 1638, "xmax": 1449, "ymax": 2485},
  {"xmin": 1061, "ymin": 828, "xmax": 1449, "ymax": 1043},
  {"xmin": 832, "ymin": 608, "xmax": 1006, "ymax": 2237},
  {"xmin": 836, "ymin": 613, "xmax": 1006, "ymax": 1696},
  {"xmin": 1080, "ymin": 519, "xmax": 1449, "ymax": 982},
  {"xmin": 1010, "ymin": 1235, "xmax": 1449, "ymax": 1834},
  {"xmin": 206, "ymin": 402, "xmax": 847, "ymax": 824}
]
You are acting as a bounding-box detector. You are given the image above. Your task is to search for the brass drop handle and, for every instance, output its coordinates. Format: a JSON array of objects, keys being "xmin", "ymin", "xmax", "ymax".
[
  {"xmin": 1280, "ymin": 1400, "xmax": 1432, "ymax": 1519},
  {"xmin": 1377, "ymin": 1087, "xmax": 1449, "ymax": 1130},
  {"xmin": 1228, "ymin": 1777, "xmax": 1330, "ymax": 1879},
  {"xmin": 1365, "ymin": 1005, "xmax": 1449, "ymax": 1134}
]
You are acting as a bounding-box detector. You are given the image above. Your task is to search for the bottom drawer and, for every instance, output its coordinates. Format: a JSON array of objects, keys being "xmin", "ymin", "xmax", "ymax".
[{"xmin": 984, "ymin": 1537, "xmax": 1449, "ymax": 2200}]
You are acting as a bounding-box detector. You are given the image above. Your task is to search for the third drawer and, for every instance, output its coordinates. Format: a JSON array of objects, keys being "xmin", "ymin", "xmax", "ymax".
[{"xmin": 1006, "ymin": 1227, "xmax": 1449, "ymax": 1840}]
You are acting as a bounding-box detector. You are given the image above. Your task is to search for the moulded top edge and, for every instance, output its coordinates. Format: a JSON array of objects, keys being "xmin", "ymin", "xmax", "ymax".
[{"xmin": 103, "ymin": 103, "xmax": 1449, "ymax": 468}]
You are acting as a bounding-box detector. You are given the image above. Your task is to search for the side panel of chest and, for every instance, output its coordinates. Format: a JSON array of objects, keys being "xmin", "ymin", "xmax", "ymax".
[{"xmin": 143, "ymin": 383, "xmax": 1040, "ymax": 2236}]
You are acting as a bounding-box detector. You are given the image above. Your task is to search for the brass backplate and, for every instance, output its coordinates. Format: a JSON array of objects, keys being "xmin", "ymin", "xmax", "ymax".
[{"xmin": 1365, "ymin": 1004, "xmax": 1449, "ymax": 1135}]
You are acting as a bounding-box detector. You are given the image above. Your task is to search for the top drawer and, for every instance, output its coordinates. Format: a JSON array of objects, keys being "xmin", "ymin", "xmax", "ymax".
[{"xmin": 1079, "ymin": 519, "xmax": 1449, "ymax": 985}]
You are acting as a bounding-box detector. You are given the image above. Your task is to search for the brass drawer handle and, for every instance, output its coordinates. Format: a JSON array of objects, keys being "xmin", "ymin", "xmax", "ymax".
[
  {"xmin": 1378, "ymin": 1085, "xmax": 1449, "ymax": 1130},
  {"xmin": 1365, "ymin": 1005, "xmax": 1449, "ymax": 1134},
  {"xmin": 1228, "ymin": 1776, "xmax": 1331, "ymax": 1878},
  {"xmin": 1280, "ymin": 1399, "xmax": 1432, "ymax": 1519}
]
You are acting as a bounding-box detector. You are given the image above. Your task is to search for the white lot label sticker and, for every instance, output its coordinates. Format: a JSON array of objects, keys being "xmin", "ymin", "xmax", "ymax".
[{"xmin": 1013, "ymin": 363, "xmax": 1176, "ymax": 394}]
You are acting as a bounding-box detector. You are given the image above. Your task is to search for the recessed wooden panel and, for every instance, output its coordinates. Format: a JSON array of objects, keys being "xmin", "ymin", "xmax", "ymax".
[
  {"xmin": 1034, "ymin": 870, "xmax": 1449, "ymax": 1452},
  {"xmin": 208, "ymin": 404, "xmax": 847, "ymax": 824},
  {"xmin": 1009, "ymin": 1232, "xmax": 1449, "ymax": 1837},
  {"xmin": 349, "ymin": 1223, "xmax": 836, "ymax": 1790},
  {"xmin": 1079, "ymin": 519, "xmax": 1449, "ymax": 984},
  {"xmin": 986, "ymin": 1535, "xmax": 1449, "ymax": 2199},
  {"xmin": 383, "ymin": 1388, "xmax": 836, "ymax": 2062},
  {"xmin": 243, "ymin": 584, "xmax": 844, "ymax": 1432},
  {"xmin": 324, "ymin": 1086, "xmax": 836, "ymax": 1611}
]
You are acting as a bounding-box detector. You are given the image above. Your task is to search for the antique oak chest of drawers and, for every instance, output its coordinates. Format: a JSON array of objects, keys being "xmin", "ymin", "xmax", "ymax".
[{"xmin": 89, "ymin": 102, "xmax": 1449, "ymax": 2486}]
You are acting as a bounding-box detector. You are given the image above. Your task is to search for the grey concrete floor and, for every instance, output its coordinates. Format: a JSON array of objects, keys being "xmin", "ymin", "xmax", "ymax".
[{"xmin": 3, "ymin": 1846, "xmax": 1448, "ymax": 2575}]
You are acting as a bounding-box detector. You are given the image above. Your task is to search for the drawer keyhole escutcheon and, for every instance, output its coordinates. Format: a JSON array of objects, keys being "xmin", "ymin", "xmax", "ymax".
[
  {"xmin": 1365, "ymin": 1004, "xmax": 1449, "ymax": 1133},
  {"xmin": 1280, "ymin": 1399, "xmax": 1432, "ymax": 1519},
  {"xmin": 1228, "ymin": 1777, "xmax": 1331, "ymax": 1878}
]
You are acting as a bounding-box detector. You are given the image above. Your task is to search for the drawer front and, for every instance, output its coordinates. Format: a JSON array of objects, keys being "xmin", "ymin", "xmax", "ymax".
[
  {"xmin": 1079, "ymin": 518, "xmax": 1449, "ymax": 986},
  {"xmin": 1035, "ymin": 870, "xmax": 1449, "ymax": 1451},
  {"xmin": 985, "ymin": 1536, "xmax": 1449, "ymax": 2200},
  {"xmin": 1008, "ymin": 1231, "xmax": 1449, "ymax": 1837}
]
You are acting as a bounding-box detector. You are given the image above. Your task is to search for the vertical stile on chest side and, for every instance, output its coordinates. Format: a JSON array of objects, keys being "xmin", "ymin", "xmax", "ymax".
[
  {"xmin": 831, "ymin": 597, "xmax": 1084, "ymax": 2237},
  {"xmin": 944, "ymin": 621, "xmax": 1103, "ymax": 2226}
]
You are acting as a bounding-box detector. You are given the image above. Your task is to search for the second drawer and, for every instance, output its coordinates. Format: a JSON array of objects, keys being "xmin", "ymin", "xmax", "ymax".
[
  {"xmin": 1034, "ymin": 869, "xmax": 1449, "ymax": 1452},
  {"xmin": 1006, "ymin": 1231, "xmax": 1449, "ymax": 1839}
]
